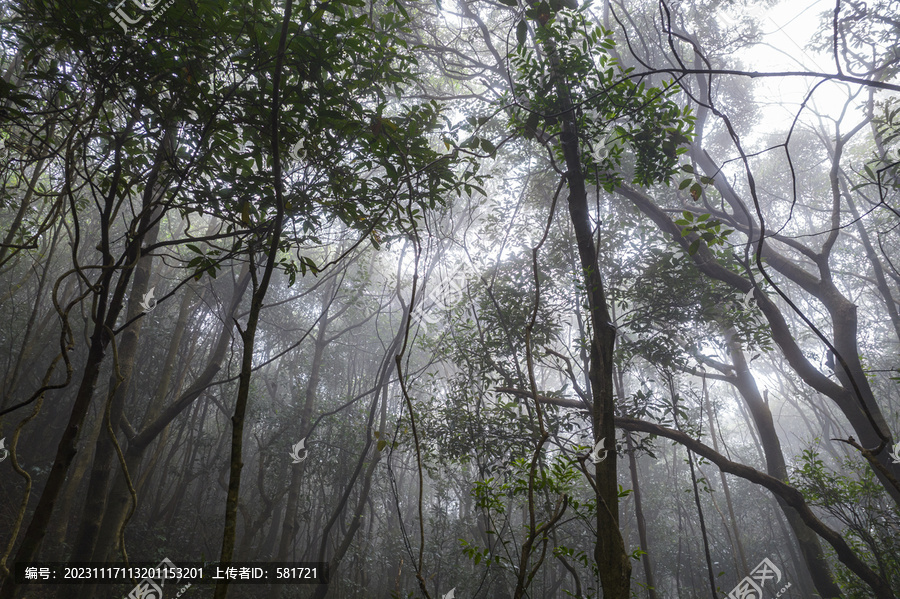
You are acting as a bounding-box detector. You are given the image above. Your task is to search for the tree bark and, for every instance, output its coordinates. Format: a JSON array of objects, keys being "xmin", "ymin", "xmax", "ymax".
[
  {"xmin": 722, "ymin": 331, "xmax": 842, "ymax": 597},
  {"xmin": 213, "ymin": 0, "xmax": 290, "ymax": 589},
  {"xmin": 552, "ymin": 60, "xmax": 629, "ymax": 599},
  {"xmin": 69, "ymin": 200, "xmax": 164, "ymax": 597},
  {"xmin": 0, "ymin": 114, "xmax": 149, "ymax": 598},
  {"xmin": 270, "ymin": 281, "xmax": 335, "ymax": 597},
  {"xmin": 618, "ymin": 181, "xmax": 900, "ymax": 505},
  {"xmin": 624, "ymin": 432, "xmax": 658, "ymax": 599},
  {"xmin": 616, "ymin": 416, "xmax": 896, "ymax": 598}
]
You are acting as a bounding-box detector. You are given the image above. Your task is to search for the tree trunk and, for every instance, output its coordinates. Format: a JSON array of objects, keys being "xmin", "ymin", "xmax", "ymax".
[
  {"xmin": 213, "ymin": 246, "xmax": 281, "ymax": 599},
  {"xmin": 617, "ymin": 415, "xmax": 896, "ymax": 598},
  {"xmin": 69, "ymin": 203, "xmax": 163, "ymax": 597},
  {"xmin": 551, "ymin": 60, "xmax": 629, "ymax": 599},
  {"xmin": 270, "ymin": 282, "xmax": 334, "ymax": 597},
  {"xmin": 213, "ymin": 0, "xmax": 290, "ymax": 587},
  {"xmin": 702, "ymin": 389, "xmax": 748, "ymax": 574},
  {"xmin": 0, "ymin": 123, "xmax": 142, "ymax": 595},
  {"xmin": 724, "ymin": 330, "xmax": 842, "ymax": 598},
  {"xmin": 510, "ymin": 3, "xmax": 630, "ymax": 592},
  {"xmin": 309, "ymin": 323, "xmax": 401, "ymax": 599},
  {"xmin": 619, "ymin": 181, "xmax": 900, "ymax": 505},
  {"xmin": 92, "ymin": 267, "xmax": 249, "ymax": 564},
  {"xmin": 43, "ymin": 406, "xmax": 104, "ymax": 558},
  {"xmin": 624, "ymin": 432, "xmax": 659, "ymax": 599}
]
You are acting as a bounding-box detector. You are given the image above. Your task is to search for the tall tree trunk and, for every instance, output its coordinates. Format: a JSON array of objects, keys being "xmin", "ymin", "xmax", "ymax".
[
  {"xmin": 521, "ymin": 17, "xmax": 629, "ymax": 595},
  {"xmin": 309, "ymin": 323, "xmax": 401, "ymax": 599},
  {"xmin": 687, "ymin": 447, "xmax": 717, "ymax": 598},
  {"xmin": 92, "ymin": 267, "xmax": 249, "ymax": 564},
  {"xmin": 724, "ymin": 330, "xmax": 842, "ymax": 598},
  {"xmin": 270, "ymin": 283, "xmax": 334, "ymax": 598},
  {"xmin": 213, "ymin": 244, "xmax": 281, "ymax": 599},
  {"xmin": 0, "ymin": 116, "xmax": 148, "ymax": 597},
  {"xmin": 213, "ymin": 0, "xmax": 290, "ymax": 588},
  {"xmin": 624, "ymin": 432, "xmax": 658, "ymax": 599},
  {"xmin": 69, "ymin": 203, "xmax": 164, "ymax": 598},
  {"xmin": 43, "ymin": 406, "xmax": 104, "ymax": 558},
  {"xmin": 772, "ymin": 502, "xmax": 817, "ymax": 598},
  {"xmin": 0, "ymin": 269, "xmax": 110, "ymax": 599},
  {"xmin": 556, "ymin": 78, "xmax": 628, "ymax": 599},
  {"xmin": 702, "ymin": 388, "xmax": 748, "ymax": 574}
]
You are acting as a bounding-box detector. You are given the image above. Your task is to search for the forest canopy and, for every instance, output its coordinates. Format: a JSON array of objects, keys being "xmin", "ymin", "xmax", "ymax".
[{"xmin": 0, "ymin": 0, "xmax": 899, "ymax": 598}]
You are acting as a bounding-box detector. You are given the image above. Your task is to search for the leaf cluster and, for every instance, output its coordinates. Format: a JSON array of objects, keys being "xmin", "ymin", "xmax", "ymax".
[{"xmin": 507, "ymin": 6, "xmax": 694, "ymax": 190}]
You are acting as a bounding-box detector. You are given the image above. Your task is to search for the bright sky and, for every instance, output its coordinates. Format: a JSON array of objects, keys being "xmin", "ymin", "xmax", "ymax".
[{"xmin": 736, "ymin": 0, "xmax": 869, "ymax": 133}]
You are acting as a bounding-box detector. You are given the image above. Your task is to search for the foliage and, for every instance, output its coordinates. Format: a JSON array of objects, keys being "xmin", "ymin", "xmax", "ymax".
[
  {"xmin": 793, "ymin": 444, "xmax": 900, "ymax": 595},
  {"xmin": 507, "ymin": 4, "xmax": 694, "ymax": 190}
]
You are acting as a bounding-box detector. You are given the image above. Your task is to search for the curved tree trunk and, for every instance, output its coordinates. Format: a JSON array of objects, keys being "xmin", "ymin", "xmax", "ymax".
[
  {"xmin": 91, "ymin": 267, "xmax": 250, "ymax": 564},
  {"xmin": 616, "ymin": 416, "xmax": 896, "ymax": 598},
  {"xmin": 69, "ymin": 203, "xmax": 163, "ymax": 598},
  {"xmin": 723, "ymin": 330, "xmax": 842, "ymax": 598},
  {"xmin": 0, "ymin": 104, "xmax": 155, "ymax": 597},
  {"xmin": 619, "ymin": 181, "xmax": 900, "ymax": 505}
]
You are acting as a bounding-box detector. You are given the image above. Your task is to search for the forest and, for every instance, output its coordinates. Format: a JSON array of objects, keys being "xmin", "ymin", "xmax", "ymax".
[{"xmin": 0, "ymin": 0, "xmax": 898, "ymax": 597}]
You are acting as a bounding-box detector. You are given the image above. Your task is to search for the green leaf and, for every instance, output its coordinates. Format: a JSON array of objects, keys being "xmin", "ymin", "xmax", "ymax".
[
  {"xmin": 689, "ymin": 182, "xmax": 702, "ymax": 200},
  {"xmin": 678, "ymin": 178, "xmax": 692, "ymax": 190},
  {"xmin": 480, "ymin": 138, "xmax": 497, "ymax": 155},
  {"xmin": 516, "ymin": 20, "xmax": 528, "ymax": 46}
]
